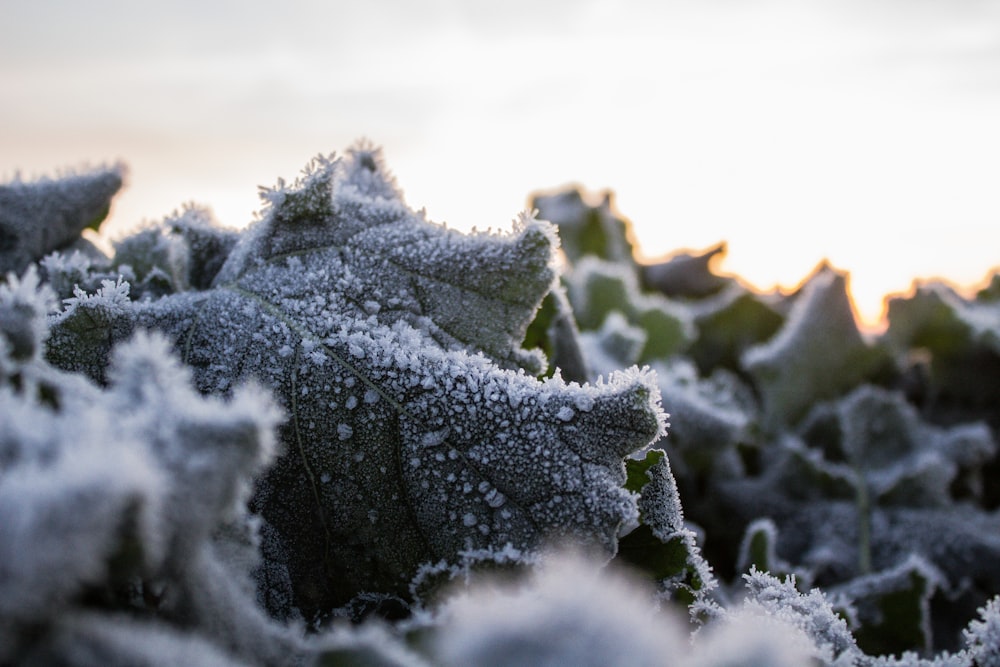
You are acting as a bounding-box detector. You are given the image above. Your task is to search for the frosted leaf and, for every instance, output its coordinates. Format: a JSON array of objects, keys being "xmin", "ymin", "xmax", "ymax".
[
  {"xmin": 16, "ymin": 612, "xmax": 249, "ymax": 667},
  {"xmin": 742, "ymin": 263, "xmax": 893, "ymax": 430},
  {"xmin": 830, "ymin": 555, "xmax": 940, "ymax": 657},
  {"xmin": 47, "ymin": 276, "xmax": 139, "ymax": 382},
  {"xmin": 577, "ymin": 311, "xmax": 646, "ymax": 377},
  {"xmin": 735, "ymin": 518, "xmax": 799, "ymax": 582},
  {"xmin": 160, "ymin": 204, "xmax": 240, "ymax": 290},
  {"xmin": 965, "ymin": 596, "xmax": 1000, "ymax": 667},
  {"xmin": 615, "ymin": 449, "xmax": 717, "ymax": 609},
  {"xmin": 112, "ymin": 223, "xmax": 185, "ymax": 295},
  {"xmin": 565, "ymin": 256, "xmax": 694, "ymax": 364},
  {"xmin": 651, "ymin": 358, "xmax": 754, "ymax": 475},
  {"xmin": 886, "ymin": 275, "xmax": 1000, "ymax": 422},
  {"xmin": 0, "ymin": 263, "xmax": 297, "ymax": 665},
  {"xmin": 0, "ymin": 436, "xmax": 164, "ymax": 621},
  {"xmin": 866, "ymin": 506, "xmax": 1000, "ymax": 602},
  {"xmin": 39, "ymin": 248, "xmax": 91, "ymax": 285},
  {"xmin": 834, "ymin": 385, "xmax": 996, "ymax": 506},
  {"xmin": 0, "ymin": 163, "xmax": 125, "ymax": 274},
  {"xmin": 111, "ymin": 205, "xmax": 238, "ymax": 297},
  {"xmin": 639, "ymin": 241, "xmax": 730, "ymax": 300},
  {"xmin": 212, "ymin": 145, "xmax": 556, "ymax": 374},
  {"xmin": 686, "ymin": 609, "xmax": 822, "ymax": 667},
  {"xmin": 47, "ymin": 144, "xmax": 669, "ymax": 620},
  {"xmin": 0, "ymin": 266, "xmax": 57, "ymax": 369},
  {"xmin": 685, "ymin": 281, "xmax": 784, "ymax": 376},
  {"xmin": 531, "ymin": 187, "xmax": 636, "ymax": 264},
  {"xmin": 740, "ymin": 567, "xmax": 861, "ymax": 663},
  {"xmin": 887, "ymin": 277, "xmax": 1000, "ymax": 357},
  {"xmin": 0, "ymin": 326, "xmax": 284, "ymax": 624},
  {"xmin": 714, "ymin": 403, "xmax": 1000, "ymax": 598},
  {"xmin": 432, "ymin": 551, "xmax": 685, "ymax": 667}
]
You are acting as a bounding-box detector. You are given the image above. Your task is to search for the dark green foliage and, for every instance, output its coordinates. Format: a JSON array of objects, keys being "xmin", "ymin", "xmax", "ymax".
[
  {"xmin": 618, "ymin": 450, "xmax": 716, "ymax": 605},
  {"xmin": 887, "ymin": 279, "xmax": 1000, "ymax": 431},
  {"xmin": 836, "ymin": 557, "xmax": 938, "ymax": 657},
  {"xmin": 0, "ymin": 163, "xmax": 124, "ymax": 275},
  {"xmin": 5, "ymin": 157, "xmax": 1000, "ymax": 666},
  {"xmin": 521, "ymin": 285, "xmax": 590, "ymax": 382},
  {"xmin": 37, "ymin": 150, "xmax": 674, "ymax": 622},
  {"xmin": 687, "ymin": 282, "xmax": 785, "ymax": 376},
  {"xmin": 546, "ymin": 183, "xmax": 1000, "ymax": 661},
  {"xmin": 532, "ymin": 188, "xmax": 636, "ymax": 265},
  {"xmin": 639, "ymin": 242, "xmax": 731, "ymax": 299}
]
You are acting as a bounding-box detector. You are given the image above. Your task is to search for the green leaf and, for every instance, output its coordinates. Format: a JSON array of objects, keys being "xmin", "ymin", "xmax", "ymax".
[
  {"xmin": 835, "ymin": 557, "xmax": 939, "ymax": 657},
  {"xmin": 521, "ymin": 284, "xmax": 589, "ymax": 382},
  {"xmin": 687, "ymin": 282, "xmax": 785, "ymax": 376},
  {"xmin": 736, "ymin": 518, "xmax": 781, "ymax": 577},
  {"xmin": 742, "ymin": 263, "xmax": 894, "ymax": 431},
  {"xmin": 617, "ymin": 449, "xmax": 716, "ymax": 605},
  {"xmin": 48, "ymin": 145, "xmax": 668, "ymax": 620},
  {"xmin": 565, "ymin": 256, "xmax": 693, "ymax": 363},
  {"xmin": 886, "ymin": 277, "xmax": 1000, "ymax": 417},
  {"xmin": 639, "ymin": 241, "xmax": 730, "ymax": 299},
  {"xmin": 531, "ymin": 187, "xmax": 637, "ymax": 265}
]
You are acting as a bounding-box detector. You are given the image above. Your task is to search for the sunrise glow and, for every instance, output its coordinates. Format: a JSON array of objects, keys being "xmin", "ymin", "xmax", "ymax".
[{"xmin": 4, "ymin": 1, "xmax": 1000, "ymax": 329}]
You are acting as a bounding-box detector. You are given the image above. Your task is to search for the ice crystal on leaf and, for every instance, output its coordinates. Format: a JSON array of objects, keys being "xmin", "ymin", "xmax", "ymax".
[
  {"xmin": 740, "ymin": 567, "xmax": 860, "ymax": 663},
  {"xmin": 0, "ymin": 266, "xmax": 56, "ymax": 370},
  {"xmin": 965, "ymin": 596, "xmax": 1000, "ymax": 667},
  {"xmin": 46, "ymin": 144, "xmax": 669, "ymax": 620}
]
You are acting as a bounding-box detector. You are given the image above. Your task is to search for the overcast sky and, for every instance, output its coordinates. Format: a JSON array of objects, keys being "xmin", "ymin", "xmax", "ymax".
[{"xmin": 4, "ymin": 0, "xmax": 1000, "ymax": 326}]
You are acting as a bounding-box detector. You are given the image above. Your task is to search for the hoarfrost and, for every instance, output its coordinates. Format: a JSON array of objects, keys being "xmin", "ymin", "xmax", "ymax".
[
  {"xmin": 742, "ymin": 263, "xmax": 892, "ymax": 430},
  {"xmin": 0, "ymin": 162, "xmax": 125, "ymax": 275},
  {"xmin": 46, "ymin": 143, "xmax": 669, "ymax": 618},
  {"xmin": 0, "ymin": 274, "xmax": 297, "ymax": 665},
  {"xmin": 965, "ymin": 596, "xmax": 1000, "ymax": 667},
  {"xmin": 432, "ymin": 552, "xmax": 683, "ymax": 667}
]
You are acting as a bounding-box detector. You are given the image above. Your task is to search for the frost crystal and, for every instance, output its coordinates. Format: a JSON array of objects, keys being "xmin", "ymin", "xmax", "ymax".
[{"xmin": 965, "ymin": 596, "xmax": 1000, "ymax": 667}]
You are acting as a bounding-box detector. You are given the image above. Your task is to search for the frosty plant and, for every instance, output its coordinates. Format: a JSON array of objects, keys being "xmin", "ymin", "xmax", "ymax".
[
  {"xmin": 5, "ymin": 142, "xmax": 1000, "ymax": 666},
  {"xmin": 37, "ymin": 145, "xmax": 678, "ymax": 621}
]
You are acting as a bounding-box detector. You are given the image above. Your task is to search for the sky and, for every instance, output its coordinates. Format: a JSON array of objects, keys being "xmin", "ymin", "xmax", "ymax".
[{"xmin": 3, "ymin": 0, "xmax": 1000, "ymax": 327}]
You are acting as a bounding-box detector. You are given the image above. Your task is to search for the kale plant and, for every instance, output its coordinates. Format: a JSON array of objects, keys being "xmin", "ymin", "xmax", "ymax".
[
  {"xmin": 548, "ymin": 185, "xmax": 1000, "ymax": 663},
  {"xmin": 3, "ymin": 144, "xmax": 1000, "ymax": 666}
]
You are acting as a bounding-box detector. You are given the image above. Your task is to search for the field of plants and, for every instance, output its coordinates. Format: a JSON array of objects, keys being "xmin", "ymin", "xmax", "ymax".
[{"xmin": 1, "ymin": 143, "xmax": 999, "ymax": 666}]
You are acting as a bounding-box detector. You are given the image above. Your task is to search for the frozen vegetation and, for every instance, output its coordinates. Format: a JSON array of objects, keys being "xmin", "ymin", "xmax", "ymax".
[{"xmin": 0, "ymin": 143, "xmax": 999, "ymax": 665}]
